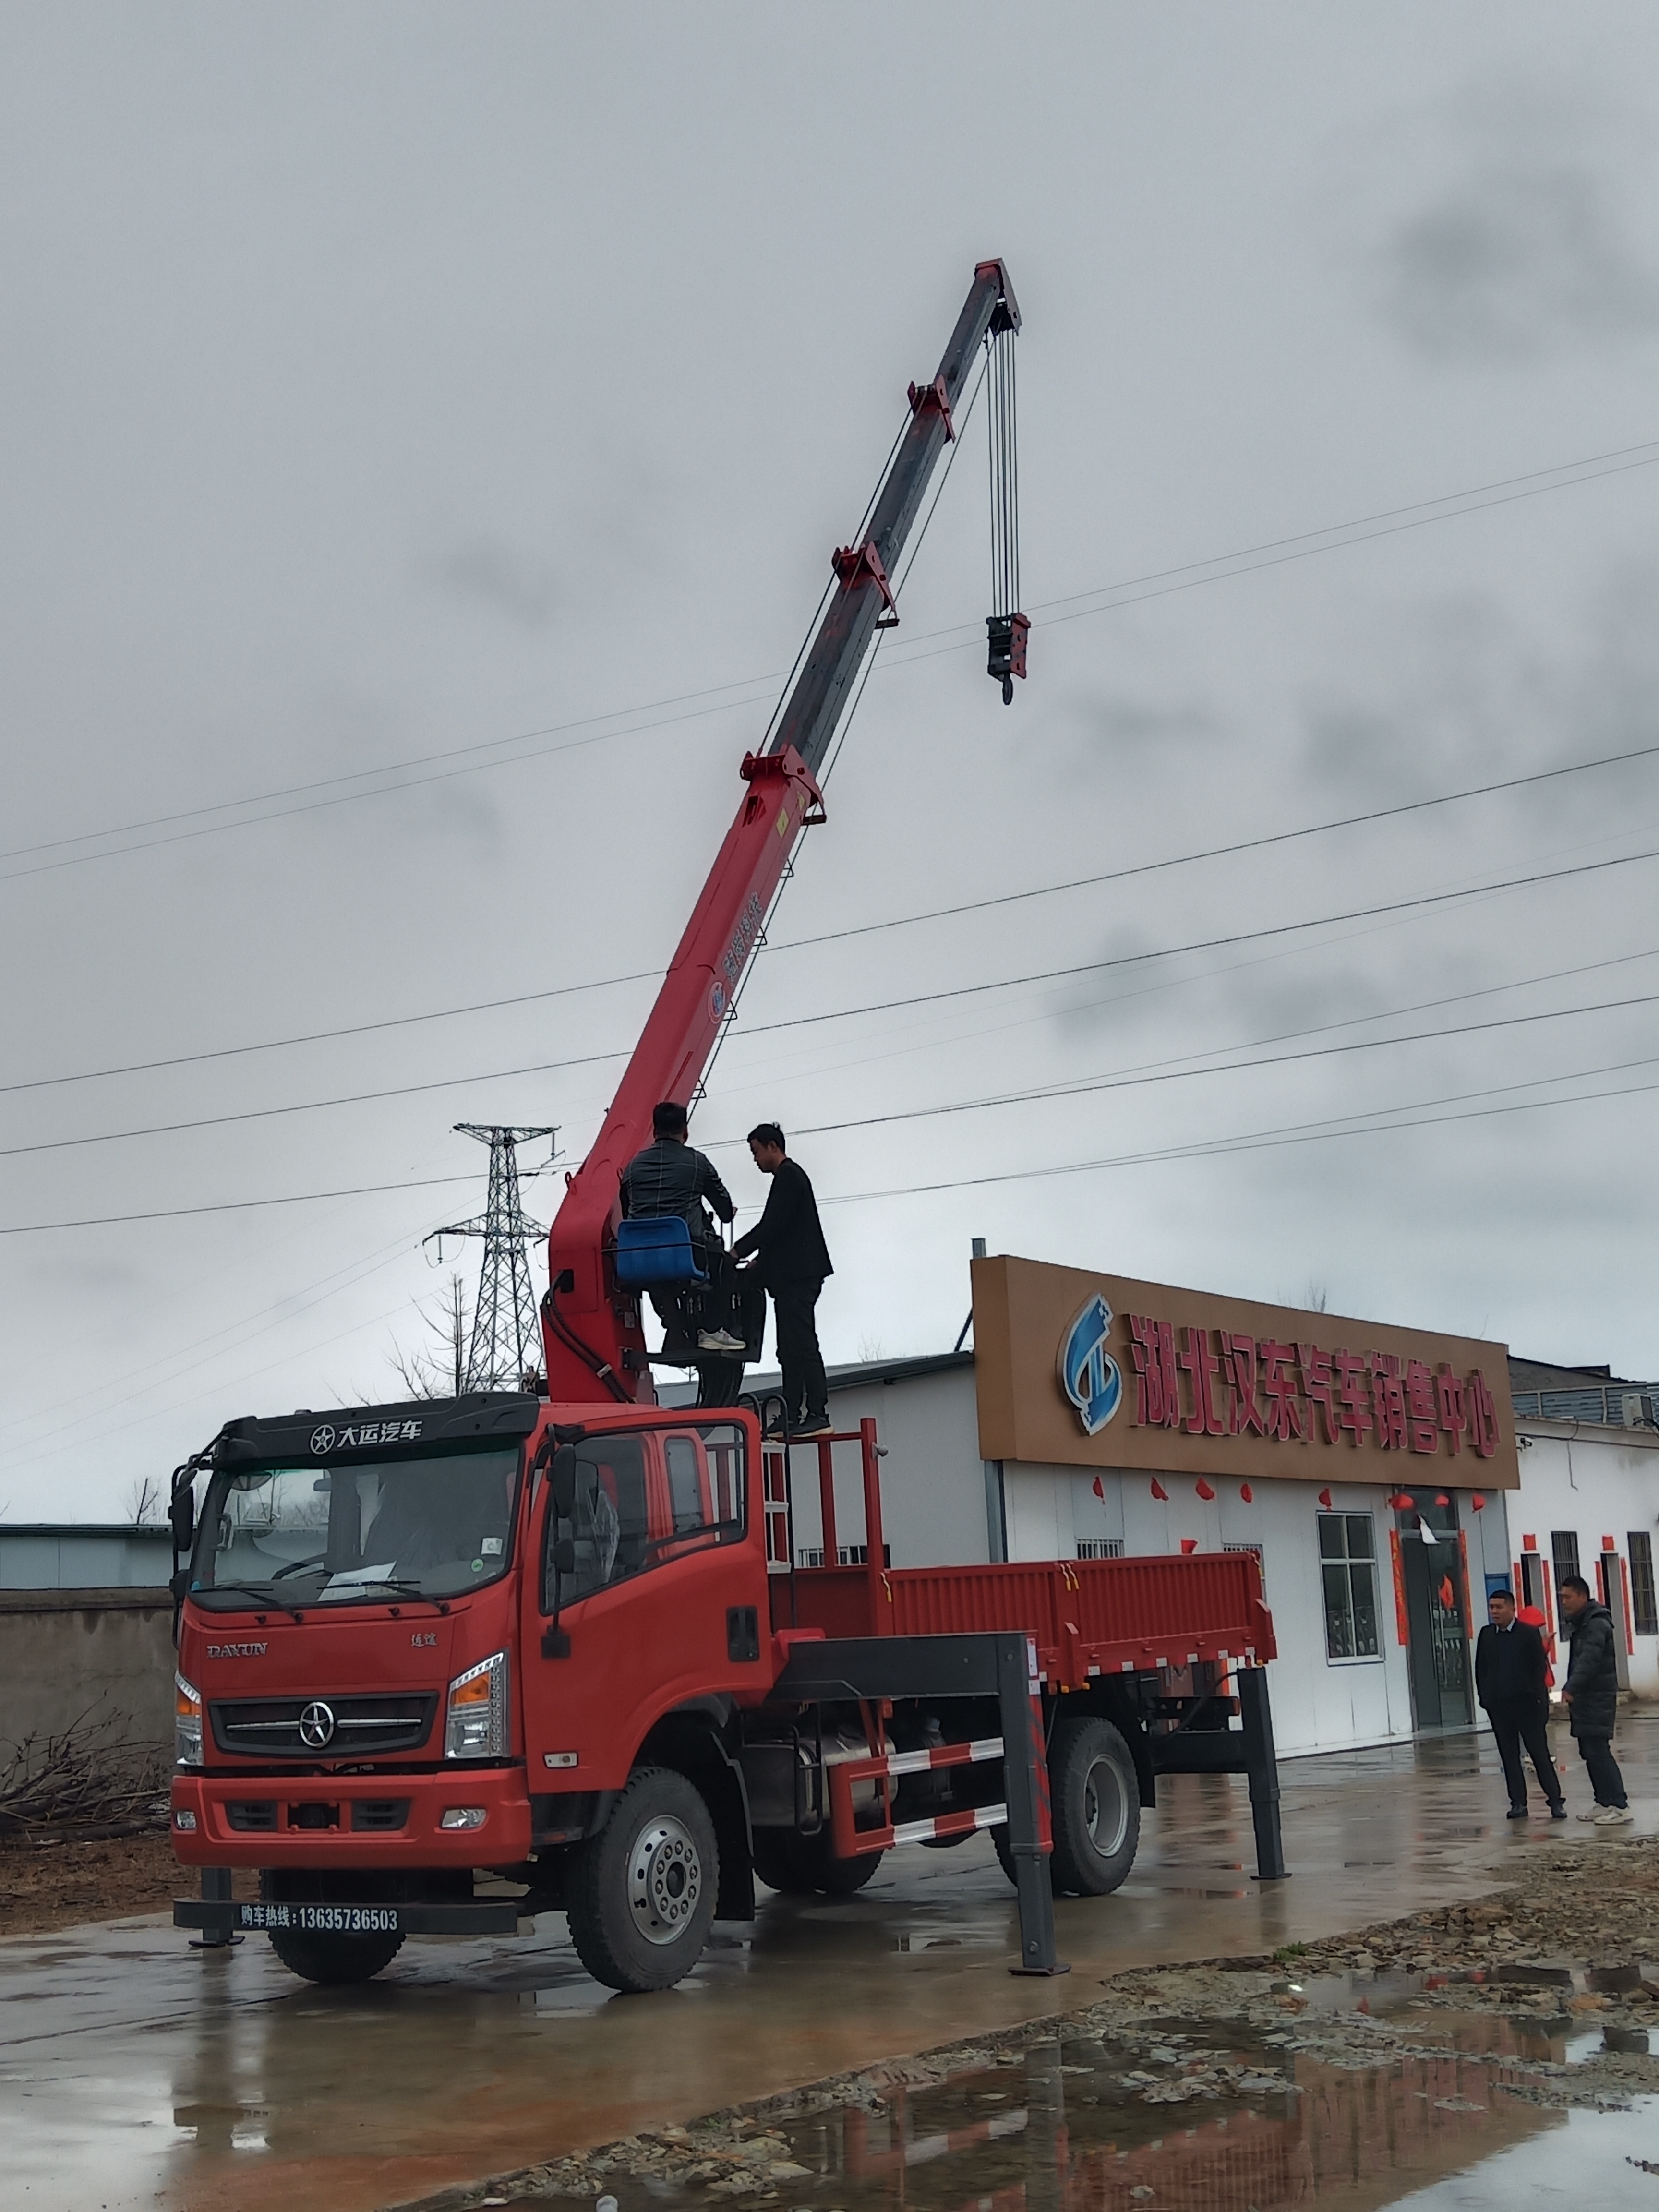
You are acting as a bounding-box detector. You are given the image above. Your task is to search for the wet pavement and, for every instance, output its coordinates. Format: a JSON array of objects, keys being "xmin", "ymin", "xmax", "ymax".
[{"xmin": 2, "ymin": 1716, "xmax": 1654, "ymax": 2212}]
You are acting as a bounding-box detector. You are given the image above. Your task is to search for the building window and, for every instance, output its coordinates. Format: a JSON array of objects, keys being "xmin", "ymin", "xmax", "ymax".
[
  {"xmin": 1224, "ymin": 1540, "xmax": 1265, "ymax": 1597},
  {"xmin": 1076, "ymin": 1538, "xmax": 1123, "ymax": 1560},
  {"xmin": 1317, "ymin": 1513, "xmax": 1380, "ymax": 1661},
  {"xmin": 795, "ymin": 1543, "xmax": 890, "ymax": 1568},
  {"xmin": 1551, "ymin": 1530, "xmax": 1581, "ymax": 1602},
  {"xmin": 1630, "ymin": 1533, "xmax": 1658, "ymax": 1637},
  {"xmin": 1518, "ymin": 1551, "xmax": 1548, "ymax": 1613}
]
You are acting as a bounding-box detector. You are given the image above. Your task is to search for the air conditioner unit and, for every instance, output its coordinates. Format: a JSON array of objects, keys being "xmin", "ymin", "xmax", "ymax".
[{"xmin": 1621, "ymin": 1393, "xmax": 1647, "ymax": 1430}]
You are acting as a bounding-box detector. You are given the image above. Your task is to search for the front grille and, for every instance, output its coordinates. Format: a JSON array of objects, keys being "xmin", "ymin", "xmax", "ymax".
[
  {"xmin": 210, "ymin": 1693, "xmax": 437, "ymax": 1759},
  {"xmin": 226, "ymin": 1800, "xmax": 278, "ymax": 1831}
]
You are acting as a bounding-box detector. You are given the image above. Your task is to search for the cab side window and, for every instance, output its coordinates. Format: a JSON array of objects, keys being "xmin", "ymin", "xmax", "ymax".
[
  {"xmin": 541, "ymin": 1423, "xmax": 745, "ymax": 1611},
  {"xmin": 547, "ymin": 1438, "xmax": 650, "ymax": 1606}
]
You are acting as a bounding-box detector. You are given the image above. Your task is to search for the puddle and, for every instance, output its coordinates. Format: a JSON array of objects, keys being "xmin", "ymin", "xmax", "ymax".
[{"xmin": 498, "ymin": 2008, "xmax": 1659, "ymax": 2212}]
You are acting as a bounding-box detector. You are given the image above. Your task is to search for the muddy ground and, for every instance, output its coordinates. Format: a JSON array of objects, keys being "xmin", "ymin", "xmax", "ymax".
[
  {"xmin": 0, "ymin": 1827, "xmax": 177, "ymax": 1937},
  {"xmin": 402, "ymin": 1836, "xmax": 1659, "ymax": 2212}
]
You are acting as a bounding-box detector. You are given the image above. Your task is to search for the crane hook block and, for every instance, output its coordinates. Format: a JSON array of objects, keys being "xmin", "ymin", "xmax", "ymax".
[{"xmin": 986, "ymin": 612, "xmax": 1029, "ymax": 705}]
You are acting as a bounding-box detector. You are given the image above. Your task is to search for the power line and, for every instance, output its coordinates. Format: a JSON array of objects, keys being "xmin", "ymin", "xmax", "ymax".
[
  {"xmin": 7, "ymin": 432, "xmax": 1658, "ymax": 887},
  {"xmin": 762, "ymin": 739, "xmax": 1659, "ymax": 956},
  {"xmin": 765, "ymin": 987, "xmax": 1659, "ymax": 1144},
  {"xmin": 8, "ymin": 838, "xmax": 1659, "ymax": 1164},
  {"xmin": 0, "ymin": 968, "xmax": 656, "ymax": 1098},
  {"xmin": 0, "ymin": 1172, "xmax": 478, "ymax": 1238},
  {"xmin": 9, "ymin": 734, "xmax": 1658, "ymax": 1102},
  {"xmin": 819, "ymin": 1056, "xmax": 1659, "ymax": 1209}
]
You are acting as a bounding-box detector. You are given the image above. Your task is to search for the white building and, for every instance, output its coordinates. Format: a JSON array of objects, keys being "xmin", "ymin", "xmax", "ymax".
[
  {"xmin": 1508, "ymin": 1360, "xmax": 1659, "ymax": 1700},
  {"xmin": 731, "ymin": 1257, "xmax": 1653, "ymax": 1759}
]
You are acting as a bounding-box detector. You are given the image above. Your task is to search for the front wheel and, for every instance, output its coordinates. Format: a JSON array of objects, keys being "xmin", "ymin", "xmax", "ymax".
[
  {"xmin": 267, "ymin": 1927, "xmax": 404, "ymax": 1985},
  {"xmin": 566, "ymin": 1766, "xmax": 719, "ymax": 1993}
]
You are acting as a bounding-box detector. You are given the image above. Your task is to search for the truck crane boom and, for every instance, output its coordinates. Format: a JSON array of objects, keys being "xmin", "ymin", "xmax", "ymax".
[{"xmin": 543, "ymin": 259, "xmax": 1022, "ymax": 1404}]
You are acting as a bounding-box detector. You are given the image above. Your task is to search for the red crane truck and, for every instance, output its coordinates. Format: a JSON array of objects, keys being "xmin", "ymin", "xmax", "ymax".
[{"xmin": 169, "ymin": 262, "xmax": 1283, "ymax": 1993}]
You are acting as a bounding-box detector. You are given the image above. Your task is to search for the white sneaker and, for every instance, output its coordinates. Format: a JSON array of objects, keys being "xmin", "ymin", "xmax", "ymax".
[
  {"xmin": 697, "ymin": 1329, "xmax": 746, "ymax": 1353},
  {"xmin": 1575, "ymin": 1808, "xmax": 1603, "ymax": 1821},
  {"xmin": 1591, "ymin": 1806, "xmax": 1634, "ymax": 1826}
]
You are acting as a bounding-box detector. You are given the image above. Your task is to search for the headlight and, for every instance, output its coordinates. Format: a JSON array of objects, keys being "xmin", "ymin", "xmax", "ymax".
[
  {"xmin": 444, "ymin": 1650, "xmax": 508, "ymax": 1759},
  {"xmin": 175, "ymin": 1674, "xmax": 203, "ymax": 1768}
]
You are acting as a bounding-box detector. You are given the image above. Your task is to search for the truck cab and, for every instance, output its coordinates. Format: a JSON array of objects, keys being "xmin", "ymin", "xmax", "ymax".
[{"xmin": 172, "ymin": 1392, "xmax": 772, "ymax": 1989}]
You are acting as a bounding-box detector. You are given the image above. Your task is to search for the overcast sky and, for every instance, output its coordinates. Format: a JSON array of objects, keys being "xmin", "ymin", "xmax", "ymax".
[{"xmin": 5, "ymin": 4, "xmax": 1659, "ymax": 1521}]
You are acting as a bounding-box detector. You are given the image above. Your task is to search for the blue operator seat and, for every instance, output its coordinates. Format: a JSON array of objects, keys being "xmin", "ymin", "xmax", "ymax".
[{"xmin": 614, "ymin": 1215, "xmax": 709, "ymax": 1289}]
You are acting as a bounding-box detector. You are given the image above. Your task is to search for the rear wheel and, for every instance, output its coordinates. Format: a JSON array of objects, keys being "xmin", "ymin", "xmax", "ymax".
[
  {"xmin": 1048, "ymin": 1716, "xmax": 1140, "ymax": 1895},
  {"xmin": 267, "ymin": 1927, "xmax": 404, "ymax": 1985},
  {"xmin": 566, "ymin": 1765, "xmax": 718, "ymax": 1993},
  {"xmin": 992, "ymin": 1716, "xmax": 1141, "ymax": 1896},
  {"xmin": 751, "ymin": 1827, "xmax": 884, "ymax": 1896}
]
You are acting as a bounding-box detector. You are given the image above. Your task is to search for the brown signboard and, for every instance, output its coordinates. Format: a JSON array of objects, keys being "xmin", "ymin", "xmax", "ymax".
[{"xmin": 972, "ymin": 1253, "xmax": 1519, "ymax": 1490}]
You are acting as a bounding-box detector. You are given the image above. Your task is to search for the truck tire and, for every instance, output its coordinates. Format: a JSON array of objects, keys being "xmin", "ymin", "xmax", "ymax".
[
  {"xmin": 566, "ymin": 1766, "xmax": 719, "ymax": 1993},
  {"xmin": 752, "ymin": 1827, "xmax": 883, "ymax": 1896},
  {"xmin": 1048, "ymin": 1716, "xmax": 1139, "ymax": 1896},
  {"xmin": 267, "ymin": 1927, "xmax": 405, "ymax": 1985}
]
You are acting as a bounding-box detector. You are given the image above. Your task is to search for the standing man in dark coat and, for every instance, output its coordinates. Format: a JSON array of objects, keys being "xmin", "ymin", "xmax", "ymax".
[
  {"xmin": 731, "ymin": 1123, "xmax": 833, "ymax": 1441},
  {"xmin": 1474, "ymin": 1588, "xmax": 1564, "ymax": 1820},
  {"xmin": 1559, "ymin": 1575, "xmax": 1632, "ymax": 1824}
]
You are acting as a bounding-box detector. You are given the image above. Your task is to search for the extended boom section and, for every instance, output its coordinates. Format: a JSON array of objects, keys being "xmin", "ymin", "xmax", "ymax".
[{"xmin": 542, "ymin": 260, "xmax": 1022, "ymax": 1404}]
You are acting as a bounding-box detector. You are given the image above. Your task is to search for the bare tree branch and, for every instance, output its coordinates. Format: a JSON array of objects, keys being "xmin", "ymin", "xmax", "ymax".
[{"xmin": 386, "ymin": 1273, "xmax": 470, "ymax": 1401}]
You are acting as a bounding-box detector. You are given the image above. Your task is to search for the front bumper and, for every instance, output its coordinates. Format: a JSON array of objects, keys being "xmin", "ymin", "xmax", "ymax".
[
  {"xmin": 170, "ymin": 1767, "xmax": 533, "ymax": 1866},
  {"xmin": 174, "ymin": 1895, "xmax": 524, "ymax": 1938}
]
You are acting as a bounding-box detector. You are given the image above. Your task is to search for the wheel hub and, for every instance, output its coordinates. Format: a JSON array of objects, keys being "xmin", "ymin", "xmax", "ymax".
[
  {"xmin": 1083, "ymin": 1755, "xmax": 1129, "ymax": 1858},
  {"xmin": 626, "ymin": 1813, "xmax": 703, "ymax": 1945}
]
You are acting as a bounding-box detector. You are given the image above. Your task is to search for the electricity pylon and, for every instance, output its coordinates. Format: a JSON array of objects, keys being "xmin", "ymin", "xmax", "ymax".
[{"xmin": 426, "ymin": 1125, "xmax": 558, "ymax": 1392}]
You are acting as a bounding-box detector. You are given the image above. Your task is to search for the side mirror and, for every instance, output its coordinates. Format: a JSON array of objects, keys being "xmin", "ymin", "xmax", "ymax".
[
  {"xmin": 169, "ymin": 1483, "xmax": 196, "ymax": 1550},
  {"xmin": 550, "ymin": 1446, "xmax": 578, "ymax": 1518}
]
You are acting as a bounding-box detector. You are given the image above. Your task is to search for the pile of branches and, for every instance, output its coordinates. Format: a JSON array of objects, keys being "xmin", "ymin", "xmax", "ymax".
[{"xmin": 0, "ymin": 1710, "xmax": 169, "ymax": 1842}]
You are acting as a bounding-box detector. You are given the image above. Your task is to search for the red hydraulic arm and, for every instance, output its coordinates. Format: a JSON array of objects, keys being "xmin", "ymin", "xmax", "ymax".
[{"xmin": 542, "ymin": 260, "xmax": 1021, "ymax": 1403}]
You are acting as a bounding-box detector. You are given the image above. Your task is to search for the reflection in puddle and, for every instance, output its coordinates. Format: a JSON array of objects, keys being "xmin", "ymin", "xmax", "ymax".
[{"xmin": 510, "ymin": 2017, "xmax": 1657, "ymax": 2212}]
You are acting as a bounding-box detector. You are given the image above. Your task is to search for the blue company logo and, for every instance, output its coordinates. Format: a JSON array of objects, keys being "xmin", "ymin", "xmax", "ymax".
[{"xmin": 1058, "ymin": 1294, "xmax": 1123, "ymax": 1436}]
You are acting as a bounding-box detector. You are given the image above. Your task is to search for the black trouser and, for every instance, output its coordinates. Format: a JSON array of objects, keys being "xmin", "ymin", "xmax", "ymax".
[
  {"xmin": 771, "ymin": 1277, "xmax": 828, "ymax": 1426},
  {"xmin": 1575, "ymin": 1732, "xmax": 1627, "ymax": 1808},
  {"xmin": 1486, "ymin": 1696, "xmax": 1561, "ymax": 1807},
  {"xmin": 647, "ymin": 1243, "xmax": 729, "ymax": 1355},
  {"xmin": 695, "ymin": 1273, "xmax": 767, "ymax": 1409}
]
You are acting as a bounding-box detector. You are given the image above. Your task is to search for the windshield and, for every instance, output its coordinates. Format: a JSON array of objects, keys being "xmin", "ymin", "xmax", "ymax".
[{"xmin": 190, "ymin": 1446, "xmax": 521, "ymax": 1609}]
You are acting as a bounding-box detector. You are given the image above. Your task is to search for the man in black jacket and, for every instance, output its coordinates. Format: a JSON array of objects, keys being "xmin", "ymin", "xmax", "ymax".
[
  {"xmin": 731, "ymin": 1123, "xmax": 833, "ymax": 1440},
  {"xmin": 1559, "ymin": 1575, "xmax": 1632, "ymax": 1824},
  {"xmin": 1474, "ymin": 1589, "xmax": 1564, "ymax": 1820},
  {"xmin": 619, "ymin": 1100, "xmax": 745, "ymax": 1358}
]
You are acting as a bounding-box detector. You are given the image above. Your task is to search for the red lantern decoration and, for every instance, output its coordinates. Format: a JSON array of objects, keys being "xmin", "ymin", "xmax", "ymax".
[
  {"xmin": 1150, "ymin": 1478, "xmax": 1170, "ymax": 1502},
  {"xmin": 1388, "ymin": 1492, "xmax": 1416, "ymax": 1511},
  {"xmin": 1240, "ymin": 1482, "xmax": 1253, "ymax": 1503},
  {"xmin": 1180, "ymin": 1538, "xmax": 1199, "ymax": 1554},
  {"xmin": 1435, "ymin": 1493, "xmax": 1450, "ymax": 1509},
  {"xmin": 1092, "ymin": 1475, "xmax": 1105, "ymax": 1500},
  {"xmin": 1195, "ymin": 1478, "xmax": 1216, "ymax": 1501},
  {"xmin": 1471, "ymin": 1494, "xmax": 1486, "ymax": 1511},
  {"xmin": 1318, "ymin": 1487, "xmax": 1334, "ymax": 1510}
]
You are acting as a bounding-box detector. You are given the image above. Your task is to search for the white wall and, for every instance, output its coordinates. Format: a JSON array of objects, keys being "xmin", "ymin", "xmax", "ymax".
[
  {"xmin": 1003, "ymin": 1459, "xmax": 1415, "ymax": 1758},
  {"xmin": 814, "ymin": 1363, "xmax": 990, "ymax": 1567},
  {"xmin": 813, "ymin": 1360, "xmax": 1659, "ymax": 1757},
  {"xmin": 1510, "ymin": 1422, "xmax": 1659, "ymax": 1698}
]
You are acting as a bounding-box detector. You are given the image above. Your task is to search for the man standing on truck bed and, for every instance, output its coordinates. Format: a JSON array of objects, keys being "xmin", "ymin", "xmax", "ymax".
[{"xmin": 732, "ymin": 1122, "xmax": 833, "ymax": 1440}]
